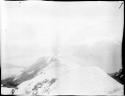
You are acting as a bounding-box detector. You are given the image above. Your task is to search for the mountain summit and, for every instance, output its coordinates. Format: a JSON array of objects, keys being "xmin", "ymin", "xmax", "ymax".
[{"xmin": 1, "ymin": 56, "xmax": 123, "ymax": 95}]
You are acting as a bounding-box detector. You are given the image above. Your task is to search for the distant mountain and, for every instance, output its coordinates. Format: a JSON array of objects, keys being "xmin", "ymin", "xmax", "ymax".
[
  {"xmin": 1, "ymin": 57, "xmax": 51, "ymax": 88},
  {"xmin": 1, "ymin": 76, "xmax": 18, "ymax": 88},
  {"xmin": 109, "ymin": 69, "xmax": 124, "ymax": 84}
]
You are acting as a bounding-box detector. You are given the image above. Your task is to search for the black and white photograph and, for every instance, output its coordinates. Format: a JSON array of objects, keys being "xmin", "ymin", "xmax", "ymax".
[{"xmin": 1, "ymin": 0, "xmax": 124, "ymax": 95}]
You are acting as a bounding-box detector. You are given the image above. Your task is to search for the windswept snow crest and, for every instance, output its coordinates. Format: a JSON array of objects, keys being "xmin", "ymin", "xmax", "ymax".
[{"xmin": 1, "ymin": 57, "xmax": 124, "ymax": 95}]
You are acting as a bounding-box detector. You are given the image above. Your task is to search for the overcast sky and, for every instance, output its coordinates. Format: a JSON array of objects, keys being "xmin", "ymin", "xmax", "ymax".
[{"xmin": 1, "ymin": 1, "xmax": 124, "ymax": 72}]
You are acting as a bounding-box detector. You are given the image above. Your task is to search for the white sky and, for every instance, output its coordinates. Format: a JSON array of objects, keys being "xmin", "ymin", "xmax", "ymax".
[{"xmin": 1, "ymin": 1, "xmax": 124, "ymax": 72}]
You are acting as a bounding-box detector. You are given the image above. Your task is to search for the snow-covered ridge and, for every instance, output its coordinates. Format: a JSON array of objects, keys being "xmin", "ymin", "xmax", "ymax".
[{"xmin": 1, "ymin": 56, "xmax": 123, "ymax": 95}]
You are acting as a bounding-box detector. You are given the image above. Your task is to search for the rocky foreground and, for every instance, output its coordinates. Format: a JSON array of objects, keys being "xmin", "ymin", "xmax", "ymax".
[{"xmin": 1, "ymin": 57, "xmax": 124, "ymax": 95}]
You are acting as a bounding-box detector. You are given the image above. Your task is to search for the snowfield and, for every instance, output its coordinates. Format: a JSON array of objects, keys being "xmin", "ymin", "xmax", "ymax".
[{"xmin": 1, "ymin": 57, "xmax": 123, "ymax": 95}]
